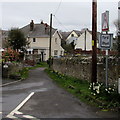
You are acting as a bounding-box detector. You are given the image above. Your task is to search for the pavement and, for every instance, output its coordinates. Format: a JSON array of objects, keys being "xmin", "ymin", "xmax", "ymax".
[{"xmin": 2, "ymin": 67, "xmax": 120, "ymax": 119}]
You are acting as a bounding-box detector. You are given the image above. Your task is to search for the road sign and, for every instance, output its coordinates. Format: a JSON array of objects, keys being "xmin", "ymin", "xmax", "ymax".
[
  {"xmin": 102, "ymin": 11, "xmax": 109, "ymax": 32},
  {"xmin": 99, "ymin": 34, "xmax": 113, "ymax": 50}
]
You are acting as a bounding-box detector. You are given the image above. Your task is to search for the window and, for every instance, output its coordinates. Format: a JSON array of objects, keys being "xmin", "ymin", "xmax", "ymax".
[
  {"xmin": 54, "ymin": 50, "xmax": 58, "ymax": 56},
  {"xmin": 55, "ymin": 38, "xmax": 57, "ymax": 44},
  {"xmin": 71, "ymin": 34, "xmax": 74, "ymax": 37},
  {"xmin": 33, "ymin": 38, "xmax": 36, "ymax": 42}
]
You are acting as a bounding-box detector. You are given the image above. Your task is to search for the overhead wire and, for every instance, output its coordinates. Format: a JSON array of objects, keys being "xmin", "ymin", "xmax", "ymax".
[
  {"xmin": 54, "ymin": 15, "xmax": 69, "ymax": 32},
  {"xmin": 53, "ymin": 0, "xmax": 70, "ymax": 32},
  {"xmin": 54, "ymin": 0, "xmax": 62, "ymax": 16}
]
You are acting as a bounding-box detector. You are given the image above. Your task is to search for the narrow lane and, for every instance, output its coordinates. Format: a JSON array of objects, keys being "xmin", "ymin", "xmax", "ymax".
[
  {"xmin": 2, "ymin": 67, "xmax": 119, "ymax": 119},
  {"xmin": 2, "ymin": 68, "xmax": 47, "ymax": 118}
]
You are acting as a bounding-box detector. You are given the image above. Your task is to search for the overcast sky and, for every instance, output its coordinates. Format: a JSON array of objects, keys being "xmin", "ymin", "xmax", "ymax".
[{"xmin": 1, "ymin": 0, "xmax": 119, "ymax": 35}]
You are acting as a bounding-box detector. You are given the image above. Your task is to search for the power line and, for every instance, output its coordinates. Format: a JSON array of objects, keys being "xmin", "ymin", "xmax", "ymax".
[
  {"xmin": 54, "ymin": 16, "xmax": 69, "ymax": 31},
  {"xmin": 54, "ymin": 0, "xmax": 62, "ymax": 16}
]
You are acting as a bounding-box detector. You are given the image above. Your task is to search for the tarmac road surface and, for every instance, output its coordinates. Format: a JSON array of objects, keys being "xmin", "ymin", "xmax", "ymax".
[{"xmin": 2, "ymin": 67, "xmax": 119, "ymax": 119}]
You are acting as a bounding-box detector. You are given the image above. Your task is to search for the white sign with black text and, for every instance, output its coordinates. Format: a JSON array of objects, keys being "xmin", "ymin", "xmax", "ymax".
[{"xmin": 99, "ymin": 34, "xmax": 113, "ymax": 50}]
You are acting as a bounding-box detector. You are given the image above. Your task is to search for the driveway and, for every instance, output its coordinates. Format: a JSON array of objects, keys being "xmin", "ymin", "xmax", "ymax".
[{"xmin": 2, "ymin": 67, "xmax": 119, "ymax": 119}]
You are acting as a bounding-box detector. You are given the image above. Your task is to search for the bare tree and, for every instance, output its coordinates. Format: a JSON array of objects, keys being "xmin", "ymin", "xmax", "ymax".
[
  {"xmin": 114, "ymin": 19, "xmax": 120, "ymax": 55},
  {"xmin": 114, "ymin": 19, "xmax": 120, "ymax": 31}
]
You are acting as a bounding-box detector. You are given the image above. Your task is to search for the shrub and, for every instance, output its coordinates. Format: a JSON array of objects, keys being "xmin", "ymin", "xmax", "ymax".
[{"xmin": 2, "ymin": 48, "xmax": 20, "ymax": 62}]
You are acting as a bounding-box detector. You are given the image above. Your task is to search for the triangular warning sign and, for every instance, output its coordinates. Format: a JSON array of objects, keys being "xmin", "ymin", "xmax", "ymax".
[{"xmin": 102, "ymin": 11, "xmax": 109, "ymax": 31}]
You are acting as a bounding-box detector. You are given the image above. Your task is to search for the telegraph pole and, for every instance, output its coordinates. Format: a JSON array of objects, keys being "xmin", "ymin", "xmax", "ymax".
[
  {"xmin": 91, "ymin": 0, "xmax": 97, "ymax": 83},
  {"xmin": 49, "ymin": 13, "xmax": 52, "ymax": 68},
  {"xmin": 85, "ymin": 30, "xmax": 86, "ymax": 51},
  {"xmin": 118, "ymin": 2, "xmax": 120, "ymax": 56}
]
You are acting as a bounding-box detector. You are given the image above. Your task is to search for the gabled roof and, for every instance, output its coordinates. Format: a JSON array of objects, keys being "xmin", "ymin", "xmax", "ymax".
[
  {"xmin": 60, "ymin": 31, "xmax": 71, "ymax": 40},
  {"xmin": 80, "ymin": 29, "xmax": 101, "ymax": 40},
  {"xmin": 73, "ymin": 30, "xmax": 82, "ymax": 37},
  {"xmin": 20, "ymin": 22, "xmax": 57, "ymax": 38}
]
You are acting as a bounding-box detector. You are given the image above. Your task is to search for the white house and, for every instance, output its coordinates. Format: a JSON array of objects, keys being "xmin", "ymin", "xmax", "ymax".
[
  {"xmin": 75, "ymin": 29, "xmax": 100, "ymax": 51},
  {"xmin": 61, "ymin": 30, "xmax": 81, "ymax": 46},
  {"xmin": 20, "ymin": 20, "xmax": 64, "ymax": 61},
  {"xmin": 66, "ymin": 30, "xmax": 81, "ymax": 45},
  {"xmin": 75, "ymin": 29, "xmax": 92, "ymax": 51}
]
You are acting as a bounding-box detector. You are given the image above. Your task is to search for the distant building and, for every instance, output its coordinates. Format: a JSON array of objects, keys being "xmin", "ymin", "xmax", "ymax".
[
  {"xmin": 61, "ymin": 28, "xmax": 100, "ymax": 51},
  {"xmin": 75, "ymin": 29, "xmax": 100, "ymax": 51},
  {"xmin": 75, "ymin": 29, "xmax": 92, "ymax": 51},
  {"xmin": 20, "ymin": 20, "xmax": 64, "ymax": 61},
  {"xmin": 61, "ymin": 30, "xmax": 81, "ymax": 45}
]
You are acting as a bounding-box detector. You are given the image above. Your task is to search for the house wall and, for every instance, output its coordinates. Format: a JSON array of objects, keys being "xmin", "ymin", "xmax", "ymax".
[
  {"xmin": 29, "ymin": 37, "xmax": 49, "ymax": 48},
  {"xmin": 75, "ymin": 31, "xmax": 92, "ymax": 51},
  {"xmin": 51, "ymin": 31, "xmax": 64, "ymax": 57},
  {"xmin": 66, "ymin": 31, "xmax": 78, "ymax": 44},
  {"xmin": 28, "ymin": 31, "xmax": 64, "ymax": 61},
  {"xmin": 67, "ymin": 31, "xmax": 78, "ymax": 39}
]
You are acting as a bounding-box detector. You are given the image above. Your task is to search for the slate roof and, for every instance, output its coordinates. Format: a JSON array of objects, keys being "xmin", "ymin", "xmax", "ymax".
[
  {"xmin": 60, "ymin": 31, "xmax": 71, "ymax": 40},
  {"xmin": 61, "ymin": 30, "xmax": 82, "ymax": 40},
  {"xmin": 20, "ymin": 23, "xmax": 57, "ymax": 38},
  {"xmin": 61, "ymin": 29, "xmax": 101, "ymax": 41}
]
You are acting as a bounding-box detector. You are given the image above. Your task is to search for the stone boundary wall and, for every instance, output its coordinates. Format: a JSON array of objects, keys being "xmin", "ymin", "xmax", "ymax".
[
  {"xmin": 52, "ymin": 57, "xmax": 120, "ymax": 86},
  {"xmin": 2, "ymin": 62, "xmax": 23, "ymax": 78}
]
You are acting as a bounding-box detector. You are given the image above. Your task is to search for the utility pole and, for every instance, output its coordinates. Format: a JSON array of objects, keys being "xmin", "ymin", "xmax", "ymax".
[
  {"xmin": 49, "ymin": 13, "xmax": 52, "ymax": 68},
  {"xmin": 118, "ymin": 2, "xmax": 120, "ymax": 56},
  {"xmin": 91, "ymin": 0, "xmax": 97, "ymax": 83},
  {"xmin": 85, "ymin": 29, "xmax": 86, "ymax": 51}
]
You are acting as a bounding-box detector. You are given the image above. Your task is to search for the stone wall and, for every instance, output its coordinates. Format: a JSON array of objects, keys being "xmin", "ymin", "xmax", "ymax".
[
  {"xmin": 52, "ymin": 57, "xmax": 120, "ymax": 86},
  {"xmin": 2, "ymin": 62, "xmax": 23, "ymax": 78}
]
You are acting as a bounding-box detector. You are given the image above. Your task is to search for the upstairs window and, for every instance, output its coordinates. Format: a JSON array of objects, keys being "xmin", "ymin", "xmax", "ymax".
[
  {"xmin": 33, "ymin": 38, "xmax": 36, "ymax": 42},
  {"xmin": 55, "ymin": 38, "xmax": 57, "ymax": 44}
]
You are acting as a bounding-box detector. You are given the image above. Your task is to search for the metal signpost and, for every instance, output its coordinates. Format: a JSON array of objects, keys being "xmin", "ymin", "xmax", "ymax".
[
  {"xmin": 99, "ymin": 33, "xmax": 113, "ymax": 87},
  {"xmin": 100, "ymin": 11, "xmax": 113, "ymax": 87}
]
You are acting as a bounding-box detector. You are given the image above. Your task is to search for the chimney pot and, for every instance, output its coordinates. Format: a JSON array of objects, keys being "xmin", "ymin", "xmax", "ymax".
[
  {"xmin": 30, "ymin": 20, "xmax": 34, "ymax": 31},
  {"xmin": 41, "ymin": 20, "xmax": 44, "ymax": 24}
]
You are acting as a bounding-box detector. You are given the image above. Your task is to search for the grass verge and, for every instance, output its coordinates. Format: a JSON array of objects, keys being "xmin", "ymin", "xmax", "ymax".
[{"xmin": 45, "ymin": 68, "xmax": 120, "ymax": 112}]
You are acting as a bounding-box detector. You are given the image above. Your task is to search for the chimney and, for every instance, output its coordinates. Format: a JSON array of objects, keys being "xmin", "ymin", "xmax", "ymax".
[
  {"xmin": 30, "ymin": 20, "xmax": 34, "ymax": 31},
  {"xmin": 41, "ymin": 20, "xmax": 44, "ymax": 24},
  {"xmin": 44, "ymin": 23, "xmax": 49, "ymax": 34}
]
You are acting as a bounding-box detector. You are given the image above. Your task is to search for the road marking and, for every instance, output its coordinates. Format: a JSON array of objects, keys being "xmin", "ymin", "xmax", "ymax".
[
  {"xmin": 6, "ymin": 92, "xmax": 35, "ymax": 118},
  {"xmin": 23, "ymin": 115, "xmax": 36, "ymax": 118},
  {"xmin": 14, "ymin": 111, "xmax": 23, "ymax": 115},
  {"xmin": 1, "ymin": 79, "xmax": 23, "ymax": 87},
  {"xmin": 6, "ymin": 114, "xmax": 17, "ymax": 119}
]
